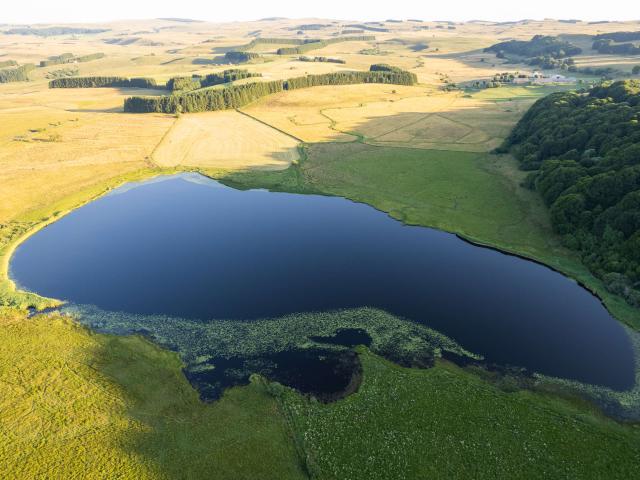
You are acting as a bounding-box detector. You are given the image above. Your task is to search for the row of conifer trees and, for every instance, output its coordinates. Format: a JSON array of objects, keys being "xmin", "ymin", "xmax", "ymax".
[
  {"xmin": 0, "ymin": 64, "xmax": 36, "ymax": 83},
  {"xmin": 124, "ymin": 69, "xmax": 417, "ymax": 113},
  {"xmin": 49, "ymin": 76, "xmax": 160, "ymax": 88}
]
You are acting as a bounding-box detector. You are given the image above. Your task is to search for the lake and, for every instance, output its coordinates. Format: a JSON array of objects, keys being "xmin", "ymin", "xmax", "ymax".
[{"xmin": 10, "ymin": 173, "xmax": 635, "ymax": 396}]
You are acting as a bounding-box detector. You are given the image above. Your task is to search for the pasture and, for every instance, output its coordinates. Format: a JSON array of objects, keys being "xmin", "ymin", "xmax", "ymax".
[{"xmin": 0, "ymin": 310, "xmax": 304, "ymax": 479}]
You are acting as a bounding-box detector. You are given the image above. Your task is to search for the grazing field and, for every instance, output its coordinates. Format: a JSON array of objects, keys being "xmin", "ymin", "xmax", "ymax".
[
  {"xmin": 0, "ymin": 109, "xmax": 172, "ymax": 223},
  {"xmin": 152, "ymin": 111, "xmax": 300, "ymax": 169},
  {"xmin": 245, "ymin": 84, "xmax": 570, "ymax": 151},
  {"xmin": 282, "ymin": 349, "xmax": 640, "ymax": 479},
  {"xmin": 0, "ymin": 309, "xmax": 305, "ymax": 479},
  {"xmin": 244, "ymin": 84, "xmax": 430, "ymax": 142}
]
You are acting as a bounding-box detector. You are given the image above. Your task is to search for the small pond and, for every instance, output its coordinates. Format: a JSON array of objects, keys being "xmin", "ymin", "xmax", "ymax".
[{"xmin": 10, "ymin": 174, "xmax": 635, "ymax": 397}]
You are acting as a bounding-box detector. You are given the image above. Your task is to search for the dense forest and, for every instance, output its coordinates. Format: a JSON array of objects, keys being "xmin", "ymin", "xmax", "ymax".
[
  {"xmin": 49, "ymin": 76, "xmax": 161, "ymax": 89},
  {"xmin": 592, "ymin": 38, "xmax": 640, "ymax": 55},
  {"xmin": 501, "ymin": 80, "xmax": 640, "ymax": 307},
  {"xmin": 485, "ymin": 35, "xmax": 582, "ymax": 59},
  {"xmin": 593, "ymin": 31, "xmax": 640, "ymax": 43},
  {"xmin": 0, "ymin": 64, "xmax": 35, "ymax": 83},
  {"xmin": 124, "ymin": 68, "xmax": 417, "ymax": 113}
]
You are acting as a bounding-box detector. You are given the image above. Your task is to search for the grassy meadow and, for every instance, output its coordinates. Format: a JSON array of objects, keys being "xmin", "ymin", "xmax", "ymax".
[
  {"xmin": 0, "ymin": 309, "xmax": 305, "ymax": 479},
  {"xmin": 1, "ymin": 16, "xmax": 640, "ymax": 479},
  {"xmin": 282, "ymin": 349, "xmax": 640, "ymax": 479}
]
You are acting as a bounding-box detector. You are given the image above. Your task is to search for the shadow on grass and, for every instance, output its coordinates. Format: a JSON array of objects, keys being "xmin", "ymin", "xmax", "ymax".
[{"xmin": 92, "ymin": 332, "xmax": 306, "ymax": 479}]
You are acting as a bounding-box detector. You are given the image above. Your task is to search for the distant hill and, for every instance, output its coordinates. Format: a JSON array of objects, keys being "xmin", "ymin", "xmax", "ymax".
[
  {"xmin": 157, "ymin": 18, "xmax": 203, "ymax": 23},
  {"xmin": 3, "ymin": 27, "xmax": 109, "ymax": 36}
]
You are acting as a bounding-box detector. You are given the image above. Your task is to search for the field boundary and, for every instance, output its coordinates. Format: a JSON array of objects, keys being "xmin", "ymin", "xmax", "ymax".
[{"xmin": 236, "ymin": 108, "xmax": 305, "ymax": 143}]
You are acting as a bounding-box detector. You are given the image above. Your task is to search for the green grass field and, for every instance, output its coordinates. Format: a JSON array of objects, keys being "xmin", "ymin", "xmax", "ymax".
[
  {"xmin": 281, "ymin": 349, "xmax": 640, "ymax": 479},
  {"xmin": 0, "ymin": 310, "xmax": 305, "ymax": 479}
]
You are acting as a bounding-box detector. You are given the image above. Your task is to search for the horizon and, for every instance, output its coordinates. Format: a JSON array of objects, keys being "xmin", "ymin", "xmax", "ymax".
[{"xmin": 3, "ymin": 0, "xmax": 639, "ymax": 25}]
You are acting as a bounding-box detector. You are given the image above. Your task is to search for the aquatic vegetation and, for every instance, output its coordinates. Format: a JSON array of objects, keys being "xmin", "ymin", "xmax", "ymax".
[{"xmin": 64, "ymin": 305, "xmax": 479, "ymax": 399}]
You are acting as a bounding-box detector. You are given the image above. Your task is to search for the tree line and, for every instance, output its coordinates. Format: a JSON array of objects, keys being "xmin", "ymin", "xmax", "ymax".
[
  {"xmin": 168, "ymin": 69, "xmax": 262, "ymax": 91},
  {"xmin": 166, "ymin": 76, "xmax": 201, "ymax": 92},
  {"xmin": 295, "ymin": 24, "xmax": 331, "ymax": 30},
  {"xmin": 199, "ymin": 69, "xmax": 261, "ymax": 86},
  {"xmin": 0, "ymin": 60, "xmax": 17, "ymax": 68},
  {"xmin": 276, "ymin": 36, "xmax": 375, "ymax": 55},
  {"xmin": 370, "ymin": 64, "xmax": 404, "ymax": 72},
  {"xmin": 344, "ymin": 24, "xmax": 389, "ymax": 32},
  {"xmin": 49, "ymin": 76, "xmax": 161, "ymax": 89},
  {"xmin": 593, "ymin": 31, "xmax": 640, "ymax": 42},
  {"xmin": 528, "ymin": 56, "xmax": 576, "ymax": 70},
  {"xmin": 40, "ymin": 53, "xmax": 74, "ymax": 67},
  {"xmin": 239, "ymin": 35, "xmax": 375, "ymax": 55},
  {"xmin": 242, "ymin": 38, "xmax": 308, "ymax": 49},
  {"xmin": 40, "ymin": 52, "xmax": 105, "ymax": 67},
  {"xmin": 124, "ymin": 68, "xmax": 418, "ymax": 113},
  {"xmin": 499, "ymin": 80, "xmax": 640, "ymax": 307},
  {"xmin": 485, "ymin": 35, "xmax": 582, "ymax": 59},
  {"xmin": 124, "ymin": 80, "xmax": 285, "ymax": 113},
  {"xmin": 49, "ymin": 69, "xmax": 261, "ymax": 91},
  {"xmin": 298, "ymin": 56, "xmax": 346, "ymax": 64},
  {"xmin": 224, "ymin": 51, "xmax": 261, "ymax": 63},
  {"xmin": 75, "ymin": 53, "xmax": 106, "ymax": 63},
  {"xmin": 0, "ymin": 64, "xmax": 35, "ymax": 83},
  {"xmin": 592, "ymin": 38, "xmax": 640, "ymax": 56}
]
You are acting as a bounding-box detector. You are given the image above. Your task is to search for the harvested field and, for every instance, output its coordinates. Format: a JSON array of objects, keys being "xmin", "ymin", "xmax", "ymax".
[{"xmin": 152, "ymin": 110, "xmax": 300, "ymax": 169}]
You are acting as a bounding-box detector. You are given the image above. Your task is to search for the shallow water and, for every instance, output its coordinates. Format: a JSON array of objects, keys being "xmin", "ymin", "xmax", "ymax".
[{"xmin": 10, "ymin": 173, "xmax": 636, "ymax": 393}]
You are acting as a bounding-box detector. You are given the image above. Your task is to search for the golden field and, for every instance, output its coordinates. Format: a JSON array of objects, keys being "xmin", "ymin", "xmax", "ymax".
[{"xmin": 153, "ymin": 110, "xmax": 300, "ymax": 169}]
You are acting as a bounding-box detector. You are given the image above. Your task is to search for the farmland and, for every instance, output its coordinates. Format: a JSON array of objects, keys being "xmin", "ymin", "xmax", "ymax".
[
  {"xmin": 1, "ymin": 16, "xmax": 640, "ymax": 479},
  {"xmin": 152, "ymin": 111, "xmax": 300, "ymax": 169}
]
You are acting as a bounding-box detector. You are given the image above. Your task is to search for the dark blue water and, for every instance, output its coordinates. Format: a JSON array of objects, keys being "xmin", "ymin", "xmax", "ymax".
[{"xmin": 10, "ymin": 174, "xmax": 635, "ymax": 390}]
